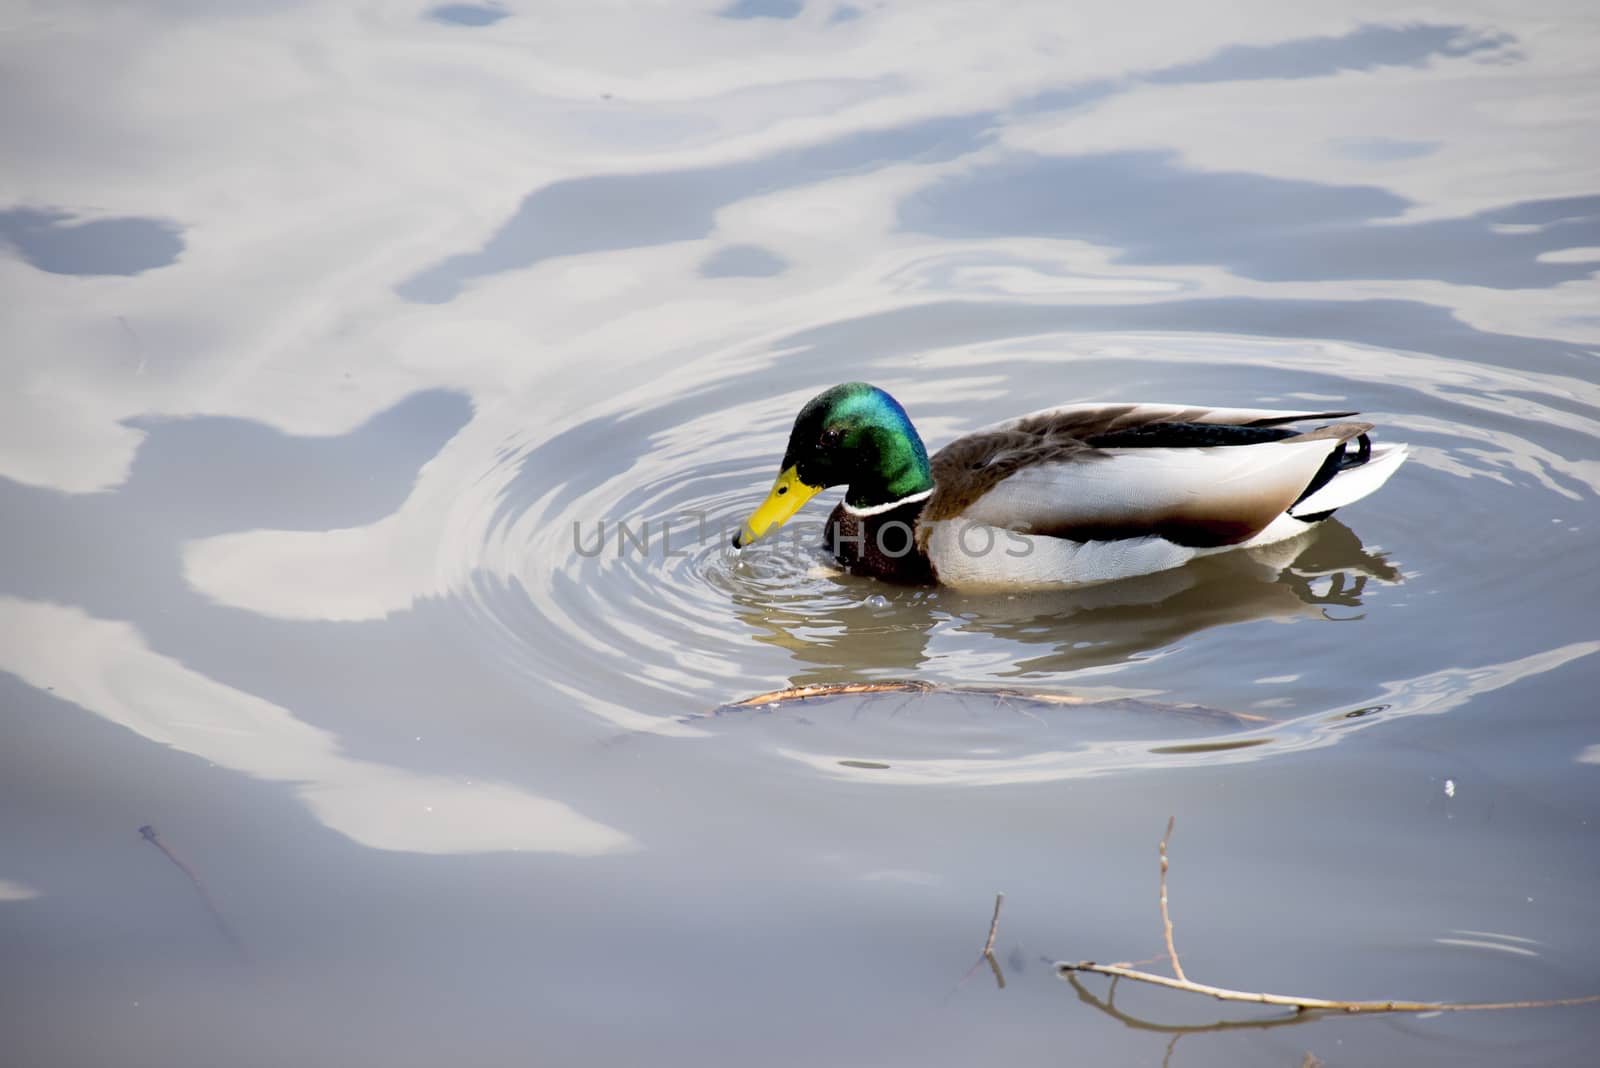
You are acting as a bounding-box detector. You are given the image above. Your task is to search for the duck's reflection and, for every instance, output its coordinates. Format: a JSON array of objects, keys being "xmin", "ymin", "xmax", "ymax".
[{"xmin": 728, "ymin": 519, "xmax": 1400, "ymax": 688}]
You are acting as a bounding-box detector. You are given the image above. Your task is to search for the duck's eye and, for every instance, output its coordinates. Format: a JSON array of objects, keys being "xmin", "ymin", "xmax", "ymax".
[{"xmin": 820, "ymin": 427, "xmax": 843, "ymax": 447}]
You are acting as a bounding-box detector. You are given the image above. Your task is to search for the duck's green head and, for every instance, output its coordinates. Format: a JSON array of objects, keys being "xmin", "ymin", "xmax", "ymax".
[{"xmin": 733, "ymin": 382, "xmax": 933, "ymax": 548}]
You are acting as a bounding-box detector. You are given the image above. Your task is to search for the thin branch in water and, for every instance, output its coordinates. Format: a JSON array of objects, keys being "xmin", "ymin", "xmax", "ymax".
[
  {"xmin": 950, "ymin": 892, "xmax": 1008, "ymax": 997},
  {"xmin": 1159, "ymin": 816, "xmax": 1185, "ymax": 982},
  {"xmin": 984, "ymin": 892, "xmax": 1006, "ymax": 989},
  {"xmin": 986, "ymin": 950, "xmax": 1006, "ymax": 989},
  {"xmin": 1110, "ymin": 952, "xmax": 1167, "ymax": 970},
  {"xmin": 707, "ymin": 682, "xmax": 1278, "ymax": 724},
  {"xmin": 984, "ymin": 891, "xmax": 1004, "ymax": 956},
  {"xmin": 1056, "ymin": 960, "xmax": 1600, "ymax": 1014},
  {"xmin": 139, "ymin": 824, "xmax": 250, "ymax": 964},
  {"xmin": 720, "ymin": 681, "xmax": 941, "ymax": 709},
  {"xmin": 1056, "ymin": 817, "xmax": 1600, "ymax": 1016},
  {"xmin": 1064, "ymin": 972, "xmax": 1318, "ymax": 1036}
]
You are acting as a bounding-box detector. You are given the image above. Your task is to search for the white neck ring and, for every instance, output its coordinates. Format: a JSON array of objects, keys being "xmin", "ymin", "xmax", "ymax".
[{"xmin": 841, "ymin": 488, "xmax": 933, "ymax": 517}]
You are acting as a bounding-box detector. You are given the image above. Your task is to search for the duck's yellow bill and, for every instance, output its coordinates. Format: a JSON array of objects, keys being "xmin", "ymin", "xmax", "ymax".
[{"xmin": 733, "ymin": 466, "xmax": 822, "ymax": 548}]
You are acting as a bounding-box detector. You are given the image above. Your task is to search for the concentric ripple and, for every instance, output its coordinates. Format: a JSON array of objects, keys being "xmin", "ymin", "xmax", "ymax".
[{"xmin": 435, "ymin": 324, "xmax": 1600, "ymax": 779}]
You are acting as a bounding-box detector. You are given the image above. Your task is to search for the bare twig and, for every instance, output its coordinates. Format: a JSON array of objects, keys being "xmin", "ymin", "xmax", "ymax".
[
  {"xmin": 1159, "ymin": 816, "xmax": 1185, "ymax": 982},
  {"xmin": 710, "ymin": 682, "xmax": 1277, "ymax": 724},
  {"xmin": 1110, "ymin": 952, "xmax": 1168, "ymax": 969},
  {"xmin": 1056, "ymin": 959, "xmax": 1600, "ymax": 1014},
  {"xmin": 722, "ymin": 681, "xmax": 1062, "ymax": 709},
  {"xmin": 984, "ymin": 892, "xmax": 1004, "ymax": 956},
  {"xmin": 984, "ymin": 892, "xmax": 1006, "ymax": 989},
  {"xmin": 986, "ymin": 951, "xmax": 1006, "ymax": 989},
  {"xmin": 139, "ymin": 825, "xmax": 250, "ymax": 964},
  {"xmin": 1056, "ymin": 817, "xmax": 1600, "ymax": 1016},
  {"xmin": 1064, "ymin": 972, "xmax": 1317, "ymax": 1035},
  {"xmin": 951, "ymin": 892, "xmax": 1008, "ymax": 996}
]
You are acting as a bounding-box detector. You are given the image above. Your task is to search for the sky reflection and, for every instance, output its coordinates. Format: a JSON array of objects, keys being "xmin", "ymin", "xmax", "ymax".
[
  {"xmin": 397, "ymin": 114, "xmax": 990, "ymax": 302},
  {"xmin": 3, "ymin": 3, "xmax": 1596, "ymax": 500},
  {"xmin": 1, "ymin": 0, "xmax": 1597, "ymax": 868},
  {"xmin": 1143, "ymin": 23, "xmax": 1515, "ymax": 84},
  {"xmin": 904, "ymin": 159, "xmax": 1600, "ymax": 288},
  {"xmin": 770, "ymin": 639, "xmax": 1600, "ymax": 786},
  {"xmin": 0, "ymin": 596, "xmax": 630, "ymax": 855},
  {"xmin": 0, "ymin": 207, "xmax": 183, "ymax": 276},
  {"xmin": 720, "ymin": 0, "xmax": 805, "ymax": 20},
  {"xmin": 4, "ymin": 9, "xmax": 1600, "ymax": 1065},
  {"xmin": 425, "ymin": 4, "xmax": 508, "ymax": 28}
]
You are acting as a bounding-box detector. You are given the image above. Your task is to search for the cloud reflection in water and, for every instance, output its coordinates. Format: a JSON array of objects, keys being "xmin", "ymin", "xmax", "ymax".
[{"xmin": 0, "ymin": 597, "xmax": 631, "ymax": 856}]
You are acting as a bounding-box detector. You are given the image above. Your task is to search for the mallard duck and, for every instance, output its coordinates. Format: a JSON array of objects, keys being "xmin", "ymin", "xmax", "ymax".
[{"xmin": 733, "ymin": 382, "xmax": 1407, "ymax": 589}]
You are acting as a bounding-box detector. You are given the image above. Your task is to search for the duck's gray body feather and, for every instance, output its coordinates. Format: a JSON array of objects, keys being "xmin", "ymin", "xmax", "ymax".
[{"xmin": 917, "ymin": 402, "xmax": 1406, "ymax": 589}]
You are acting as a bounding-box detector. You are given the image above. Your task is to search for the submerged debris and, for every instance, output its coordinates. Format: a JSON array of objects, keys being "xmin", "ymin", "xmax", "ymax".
[{"xmin": 707, "ymin": 680, "xmax": 1273, "ymax": 726}]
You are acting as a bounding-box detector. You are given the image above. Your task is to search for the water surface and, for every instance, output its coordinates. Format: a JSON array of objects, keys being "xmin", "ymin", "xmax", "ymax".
[{"xmin": 3, "ymin": 3, "xmax": 1599, "ymax": 1066}]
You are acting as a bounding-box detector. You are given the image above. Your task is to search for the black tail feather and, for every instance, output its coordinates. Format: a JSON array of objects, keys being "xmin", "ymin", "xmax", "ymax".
[{"xmin": 1292, "ymin": 432, "xmax": 1373, "ymax": 521}]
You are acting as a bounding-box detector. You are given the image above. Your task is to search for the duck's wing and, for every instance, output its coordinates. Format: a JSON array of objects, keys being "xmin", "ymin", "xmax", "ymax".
[
  {"xmin": 970, "ymin": 401, "xmax": 1360, "ymax": 436},
  {"xmin": 926, "ymin": 413, "xmax": 1372, "ymax": 549}
]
